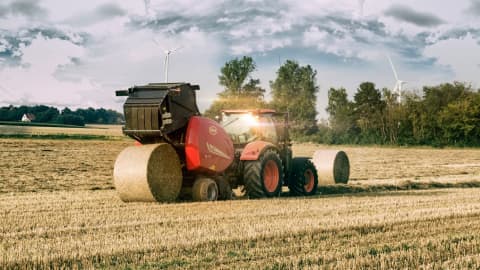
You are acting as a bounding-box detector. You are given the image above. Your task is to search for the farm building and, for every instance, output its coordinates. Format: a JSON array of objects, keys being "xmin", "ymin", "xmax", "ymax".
[{"xmin": 21, "ymin": 113, "xmax": 35, "ymax": 122}]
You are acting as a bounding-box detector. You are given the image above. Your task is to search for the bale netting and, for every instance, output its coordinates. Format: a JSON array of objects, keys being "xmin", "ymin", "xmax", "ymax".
[
  {"xmin": 113, "ymin": 143, "xmax": 182, "ymax": 202},
  {"xmin": 312, "ymin": 150, "xmax": 350, "ymax": 185}
]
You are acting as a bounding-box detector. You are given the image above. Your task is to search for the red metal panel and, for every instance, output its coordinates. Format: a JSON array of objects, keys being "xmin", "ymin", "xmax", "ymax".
[
  {"xmin": 185, "ymin": 116, "xmax": 234, "ymax": 173},
  {"xmin": 240, "ymin": 141, "xmax": 275, "ymax": 161}
]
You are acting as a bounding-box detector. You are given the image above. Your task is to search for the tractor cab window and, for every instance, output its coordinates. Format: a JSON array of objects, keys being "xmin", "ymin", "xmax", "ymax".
[
  {"xmin": 221, "ymin": 113, "xmax": 278, "ymax": 144},
  {"xmin": 256, "ymin": 116, "xmax": 278, "ymax": 143}
]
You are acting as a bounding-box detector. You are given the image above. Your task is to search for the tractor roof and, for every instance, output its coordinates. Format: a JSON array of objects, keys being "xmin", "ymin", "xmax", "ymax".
[{"xmin": 221, "ymin": 109, "xmax": 277, "ymax": 115}]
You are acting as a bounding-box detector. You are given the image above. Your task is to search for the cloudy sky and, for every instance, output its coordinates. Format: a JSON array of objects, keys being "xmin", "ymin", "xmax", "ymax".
[{"xmin": 0, "ymin": 0, "xmax": 479, "ymax": 118}]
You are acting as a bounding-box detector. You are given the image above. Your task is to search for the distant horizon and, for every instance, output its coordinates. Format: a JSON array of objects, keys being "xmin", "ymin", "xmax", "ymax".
[{"xmin": 1, "ymin": 78, "xmax": 479, "ymax": 121}]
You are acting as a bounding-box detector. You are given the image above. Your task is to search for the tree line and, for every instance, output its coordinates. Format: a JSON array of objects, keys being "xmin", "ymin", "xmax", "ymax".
[
  {"xmin": 324, "ymin": 81, "xmax": 480, "ymax": 147},
  {"xmin": 0, "ymin": 105, "xmax": 124, "ymax": 126},
  {"xmin": 206, "ymin": 56, "xmax": 480, "ymax": 147}
]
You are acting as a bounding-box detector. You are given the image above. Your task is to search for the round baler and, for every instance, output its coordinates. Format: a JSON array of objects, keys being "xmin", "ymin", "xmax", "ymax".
[{"xmin": 114, "ymin": 83, "xmax": 350, "ymax": 202}]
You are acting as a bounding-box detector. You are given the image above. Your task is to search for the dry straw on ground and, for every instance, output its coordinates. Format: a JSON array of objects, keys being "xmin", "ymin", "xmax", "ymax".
[
  {"xmin": 2, "ymin": 188, "xmax": 480, "ymax": 269},
  {"xmin": 1, "ymin": 132, "xmax": 480, "ymax": 268}
]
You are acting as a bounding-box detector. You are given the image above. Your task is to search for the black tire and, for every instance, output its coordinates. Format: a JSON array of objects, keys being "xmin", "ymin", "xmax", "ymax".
[
  {"xmin": 289, "ymin": 158, "xmax": 318, "ymax": 196},
  {"xmin": 244, "ymin": 149, "xmax": 283, "ymax": 198},
  {"xmin": 192, "ymin": 177, "xmax": 218, "ymax": 202},
  {"xmin": 215, "ymin": 177, "xmax": 233, "ymax": 200}
]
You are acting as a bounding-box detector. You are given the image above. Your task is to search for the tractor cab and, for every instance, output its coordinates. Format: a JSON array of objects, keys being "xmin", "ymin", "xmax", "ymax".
[{"xmin": 220, "ymin": 109, "xmax": 287, "ymax": 146}]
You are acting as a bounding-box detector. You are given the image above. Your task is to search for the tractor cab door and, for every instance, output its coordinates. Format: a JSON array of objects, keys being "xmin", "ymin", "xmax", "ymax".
[{"xmin": 255, "ymin": 116, "xmax": 278, "ymax": 144}]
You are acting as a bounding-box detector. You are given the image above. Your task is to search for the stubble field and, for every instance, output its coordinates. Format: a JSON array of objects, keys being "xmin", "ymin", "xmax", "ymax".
[{"xmin": 1, "ymin": 125, "xmax": 480, "ymax": 269}]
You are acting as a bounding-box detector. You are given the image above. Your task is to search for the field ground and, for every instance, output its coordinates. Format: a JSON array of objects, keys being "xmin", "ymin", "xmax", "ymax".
[
  {"xmin": 1, "ymin": 130, "xmax": 480, "ymax": 268},
  {"xmin": 1, "ymin": 139, "xmax": 478, "ymax": 193},
  {"xmin": 3, "ymin": 189, "xmax": 480, "ymax": 269}
]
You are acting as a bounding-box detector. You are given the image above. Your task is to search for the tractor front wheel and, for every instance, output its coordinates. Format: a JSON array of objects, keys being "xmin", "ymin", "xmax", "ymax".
[
  {"xmin": 289, "ymin": 158, "xmax": 318, "ymax": 196},
  {"xmin": 244, "ymin": 150, "xmax": 283, "ymax": 198}
]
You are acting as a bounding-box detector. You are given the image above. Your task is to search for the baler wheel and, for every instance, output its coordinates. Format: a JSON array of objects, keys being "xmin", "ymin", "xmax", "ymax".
[
  {"xmin": 192, "ymin": 177, "xmax": 219, "ymax": 202},
  {"xmin": 244, "ymin": 150, "xmax": 283, "ymax": 198},
  {"xmin": 288, "ymin": 158, "xmax": 318, "ymax": 196}
]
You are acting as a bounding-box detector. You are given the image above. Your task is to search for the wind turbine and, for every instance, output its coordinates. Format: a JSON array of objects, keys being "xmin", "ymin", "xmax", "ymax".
[
  {"xmin": 153, "ymin": 38, "xmax": 182, "ymax": 83},
  {"xmin": 358, "ymin": 0, "xmax": 366, "ymax": 17},
  {"xmin": 387, "ymin": 55, "xmax": 406, "ymax": 103},
  {"xmin": 143, "ymin": 0, "xmax": 151, "ymax": 17},
  {"xmin": 163, "ymin": 47, "xmax": 182, "ymax": 83}
]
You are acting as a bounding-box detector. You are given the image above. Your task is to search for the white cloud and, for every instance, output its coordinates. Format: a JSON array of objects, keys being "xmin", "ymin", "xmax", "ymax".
[
  {"xmin": 0, "ymin": 34, "xmax": 99, "ymax": 107},
  {"xmin": 229, "ymin": 15, "xmax": 292, "ymax": 39},
  {"xmin": 303, "ymin": 26, "xmax": 382, "ymax": 60},
  {"xmin": 424, "ymin": 34, "xmax": 480, "ymax": 86},
  {"xmin": 146, "ymin": 0, "xmax": 220, "ymax": 17},
  {"xmin": 231, "ymin": 38, "xmax": 292, "ymax": 55}
]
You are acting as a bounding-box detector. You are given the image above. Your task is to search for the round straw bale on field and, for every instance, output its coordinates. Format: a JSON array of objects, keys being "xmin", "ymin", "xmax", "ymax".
[
  {"xmin": 113, "ymin": 143, "xmax": 182, "ymax": 202},
  {"xmin": 312, "ymin": 150, "xmax": 350, "ymax": 185}
]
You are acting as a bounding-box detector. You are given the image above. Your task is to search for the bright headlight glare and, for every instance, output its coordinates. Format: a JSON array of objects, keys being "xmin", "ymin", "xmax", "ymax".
[{"xmin": 240, "ymin": 113, "xmax": 259, "ymax": 126}]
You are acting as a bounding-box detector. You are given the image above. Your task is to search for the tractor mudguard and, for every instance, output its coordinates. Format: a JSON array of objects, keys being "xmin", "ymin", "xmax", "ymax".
[{"xmin": 240, "ymin": 141, "xmax": 277, "ymax": 161}]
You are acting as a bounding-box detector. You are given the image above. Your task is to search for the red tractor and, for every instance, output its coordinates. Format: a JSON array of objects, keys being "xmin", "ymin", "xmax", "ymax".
[
  {"xmin": 113, "ymin": 83, "xmax": 348, "ymax": 202},
  {"xmin": 218, "ymin": 109, "xmax": 318, "ymax": 199}
]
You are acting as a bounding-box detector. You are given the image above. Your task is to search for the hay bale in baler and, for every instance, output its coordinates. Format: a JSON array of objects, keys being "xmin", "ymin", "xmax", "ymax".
[
  {"xmin": 113, "ymin": 143, "xmax": 182, "ymax": 202},
  {"xmin": 312, "ymin": 150, "xmax": 350, "ymax": 185}
]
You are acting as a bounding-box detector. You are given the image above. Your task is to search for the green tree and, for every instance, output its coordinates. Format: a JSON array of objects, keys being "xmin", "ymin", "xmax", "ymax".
[
  {"xmin": 34, "ymin": 106, "xmax": 59, "ymax": 123},
  {"xmin": 353, "ymin": 82, "xmax": 385, "ymax": 143},
  {"xmin": 420, "ymin": 82, "xmax": 469, "ymax": 144},
  {"xmin": 381, "ymin": 88, "xmax": 404, "ymax": 144},
  {"xmin": 56, "ymin": 114, "xmax": 85, "ymax": 126},
  {"xmin": 270, "ymin": 60, "xmax": 318, "ymax": 136},
  {"xmin": 326, "ymin": 87, "xmax": 356, "ymax": 143},
  {"xmin": 438, "ymin": 93, "xmax": 480, "ymax": 146},
  {"xmin": 218, "ymin": 56, "xmax": 264, "ymax": 98},
  {"xmin": 205, "ymin": 56, "xmax": 266, "ymax": 118}
]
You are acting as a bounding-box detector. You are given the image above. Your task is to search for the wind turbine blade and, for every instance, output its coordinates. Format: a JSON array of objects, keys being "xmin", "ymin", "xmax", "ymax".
[
  {"xmin": 164, "ymin": 54, "xmax": 168, "ymax": 83},
  {"xmin": 358, "ymin": 0, "xmax": 366, "ymax": 17},
  {"xmin": 387, "ymin": 55, "xmax": 399, "ymax": 81},
  {"xmin": 143, "ymin": 0, "xmax": 151, "ymax": 16},
  {"xmin": 171, "ymin": 46, "xmax": 183, "ymax": 53}
]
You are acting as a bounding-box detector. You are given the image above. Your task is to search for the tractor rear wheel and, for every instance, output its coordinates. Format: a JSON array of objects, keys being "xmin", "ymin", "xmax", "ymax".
[
  {"xmin": 192, "ymin": 177, "xmax": 218, "ymax": 202},
  {"xmin": 289, "ymin": 158, "xmax": 318, "ymax": 196},
  {"xmin": 244, "ymin": 150, "xmax": 283, "ymax": 198}
]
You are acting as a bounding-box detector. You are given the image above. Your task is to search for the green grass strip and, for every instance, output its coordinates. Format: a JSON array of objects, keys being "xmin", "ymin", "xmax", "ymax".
[
  {"xmin": 0, "ymin": 121, "xmax": 84, "ymax": 128},
  {"xmin": 0, "ymin": 133, "xmax": 124, "ymax": 141}
]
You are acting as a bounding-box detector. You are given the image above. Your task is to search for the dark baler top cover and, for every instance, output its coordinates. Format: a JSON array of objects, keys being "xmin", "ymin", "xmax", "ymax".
[{"xmin": 116, "ymin": 83, "xmax": 200, "ymax": 143}]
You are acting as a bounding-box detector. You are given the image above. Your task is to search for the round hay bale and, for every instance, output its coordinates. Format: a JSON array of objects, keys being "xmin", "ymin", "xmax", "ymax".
[
  {"xmin": 113, "ymin": 143, "xmax": 182, "ymax": 202},
  {"xmin": 312, "ymin": 150, "xmax": 350, "ymax": 185}
]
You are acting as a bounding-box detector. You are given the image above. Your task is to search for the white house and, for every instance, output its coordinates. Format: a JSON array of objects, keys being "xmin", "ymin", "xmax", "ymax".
[{"xmin": 21, "ymin": 114, "xmax": 32, "ymax": 122}]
